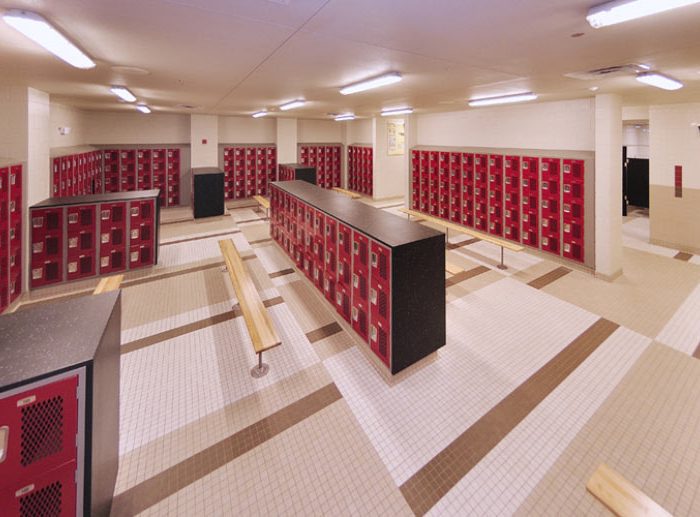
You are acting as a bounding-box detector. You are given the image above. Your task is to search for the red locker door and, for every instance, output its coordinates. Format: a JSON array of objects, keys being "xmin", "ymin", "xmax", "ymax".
[
  {"xmin": 473, "ymin": 154, "xmax": 488, "ymax": 231},
  {"xmin": 504, "ymin": 156, "xmax": 521, "ymax": 242},
  {"xmin": 351, "ymin": 231, "xmax": 370, "ymax": 342},
  {"xmin": 0, "ymin": 374, "xmax": 79, "ymax": 485},
  {"xmin": 370, "ymin": 241, "xmax": 391, "ymax": 367},
  {"xmin": 313, "ymin": 211, "xmax": 325, "ymax": 290},
  {"xmin": 336, "ymin": 223, "xmax": 352, "ymax": 322},
  {"xmin": 448, "ymin": 152, "xmax": 462, "ymax": 223},
  {"xmin": 438, "ymin": 152, "xmax": 450, "ymax": 220},
  {"xmin": 521, "ymin": 157, "xmax": 539, "ymax": 247},
  {"xmin": 66, "ymin": 205, "xmax": 96, "ymax": 281},
  {"xmin": 323, "ymin": 216, "xmax": 337, "ymax": 304},
  {"xmin": 0, "ymin": 460, "xmax": 77, "ymax": 517},
  {"xmin": 30, "ymin": 208, "xmax": 64, "ymax": 288},
  {"xmin": 541, "ymin": 158, "xmax": 561, "ymax": 256},
  {"xmin": 488, "ymin": 154, "xmax": 504, "ymax": 237},
  {"xmin": 52, "ymin": 158, "xmax": 61, "ymax": 197},
  {"xmin": 99, "ymin": 202, "xmax": 127, "ymax": 274},
  {"xmin": 0, "ymin": 167, "xmax": 7, "ymax": 311}
]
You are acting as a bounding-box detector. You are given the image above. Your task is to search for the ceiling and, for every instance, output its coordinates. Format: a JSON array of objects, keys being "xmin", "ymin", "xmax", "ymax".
[{"xmin": 0, "ymin": 0, "xmax": 699, "ymax": 119}]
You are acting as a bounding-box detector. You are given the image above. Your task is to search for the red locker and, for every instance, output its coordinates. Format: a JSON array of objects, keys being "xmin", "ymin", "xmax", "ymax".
[
  {"xmin": 129, "ymin": 199, "xmax": 155, "ymax": 266},
  {"xmin": 0, "ymin": 166, "xmax": 7, "ymax": 311},
  {"xmin": 313, "ymin": 211, "xmax": 325, "ymax": 290},
  {"xmin": 521, "ymin": 156, "xmax": 539, "ymax": 247},
  {"xmin": 103, "ymin": 150, "xmax": 120, "ymax": 193},
  {"xmin": 411, "ymin": 150, "xmax": 421, "ymax": 210},
  {"xmin": 323, "ymin": 216, "xmax": 337, "ymax": 304},
  {"xmin": 99, "ymin": 202, "xmax": 127, "ymax": 274},
  {"xmin": 137, "ymin": 149, "xmax": 152, "ymax": 190},
  {"xmin": 0, "ymin": 460, "xmax": 77, "ymax": 517},
  {"xmin": 167, "ymin": 148, "xmax": 181, "ymax": 206},
  {"xmin": 30, "ymin": 208, "xmax": 64, "ymax": 288},
  {"xmin": 52, "ymin": 158, "xmax": 61, "ymax": 197},
  {"xmin": 562, "ymin": 159, "xmax": 585, "ymax": 262},
  {"xmin": 541, "ymin": 158, "xmax": 561, "ymax": 256},
  {"xmin": 504, "ymin": 156, "xmax": 521, "ymax": 243},
  {"xmin": 370, "ymin": 241, "xmax": 391, "ymax": 367},
  {"xmin": 119, "ymin": 150, "xmax": 136, "ymax": 192},
  {"xmin": 66, "ymin": 205, "xmax": 96, "ymax": 281},
  {"xmin": 151, "ymin": 149, "xmax": 167, "ymax": 206},
  {"xmin": 473, "ymin": 154, "xmax": 488, "ymax": 231},
  {"xmin": 351, "ymin": 231, "xmax": 370, "ymax": 342},
  {"xmin": 437, "ymin": 152, "xmax": 450, "ymax": 220},
  {"xmin": 488, "ymin": 154, "xmax": 504, "ymax": 237},
  {"xmin": 336, "ymin": 223, "xmax": 352, "ymax": 322}
]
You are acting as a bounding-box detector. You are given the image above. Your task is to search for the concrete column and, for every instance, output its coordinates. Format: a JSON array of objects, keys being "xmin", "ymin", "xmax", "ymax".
[
  {"xmin": 190, "ymin": 114, "xmax": 218, "ymax": 168},
  {"xmin": 372, "ymin": 116, "xmax": 407, "ymax": 200},
  {"xmin": 276, "ymin": 118, "xmax": 298, "ymax": 165},
  {"xmin": 594, "ymin": 94, "xmax": 623, "ymax": 280}
]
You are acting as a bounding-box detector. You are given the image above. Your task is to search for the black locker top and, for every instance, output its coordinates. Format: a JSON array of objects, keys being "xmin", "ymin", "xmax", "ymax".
[
  {"xmin": 31, "ymin": 189, "xmax": 161, "ymax": 209},
  {"xmin": 272, "ymin": 180, "xmax": 442, "ymax": 248},
  {"xmin": 0, "ymin": 291, "xmax": 121, "ymax": 392},
  {"xmin": 192, "ymin": 167, "xmax": 224, "ymax": 176}
]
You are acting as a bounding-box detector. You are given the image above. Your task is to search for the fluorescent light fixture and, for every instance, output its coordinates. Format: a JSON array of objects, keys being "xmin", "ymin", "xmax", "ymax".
[
  {"xmin": 468, "ymin": 92, "xmax": 538, "ymax": 107},
  {"xmin": 252, "ymin": 110, "xmax": 268, "ymax": 118},
  {"xmin": 110, "ymin": 86, "xmax": 137, "ymax": 103},
  {"xmin": 136, "ymin": 104, "xmax": 151, "ymax": 114},
  {"xmin": 3, "ymin": 9, "xmax": 95, "ymax": 69},
  {"xmin": 380, "ymin": 107, "xmax": 413, "ymax": 117},
  {"xmin": 340, "ymin": 72, "xmax": 402, "ymax": 95},
  {"xmin": 636, "ymin": 71, "xmax": 684, "ymax": 90},
  {"xmin": 334, "ymin": 114, "xmax": 355, "ymax": 121},
  {"xmin": 587, "ymin": 0, "xmax": 700, "ymax": 28},
  {"xmin": 279, "ymin": 100, "xmax": 305, "ymax": 111}
]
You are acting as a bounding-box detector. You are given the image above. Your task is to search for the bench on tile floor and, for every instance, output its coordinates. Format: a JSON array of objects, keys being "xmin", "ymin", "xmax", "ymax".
[
  {"xmin": 398, "ymin": 207, "xmax": 524, "ymax": 270},
  {"xmin": 93, "ymin": 274, "xmax": 124, "ymax": 295},
  {"xmin": 253, "ymin": 195, "xmax": 270, "ymax": 218},
  {"xmin": 332, "ymin": 187, "xmax": 361, "ymax": 199},
  {"xmin": 587, "ymin": 463, "xmax": 672, "ymax": 517},
  {"xmin": 219, "ymin": 238, "xmax": 281, "ymax": 378}
]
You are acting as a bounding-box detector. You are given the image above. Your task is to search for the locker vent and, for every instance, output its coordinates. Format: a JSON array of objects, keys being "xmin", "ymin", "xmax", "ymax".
[
  {"xmin": 360, "ymin": 242, "xmax": 368, "ymax": 265},
  {"xmin": 46, "ymin": 263, "xmax": 59, "ymax": 281},
  {"xmin": 379, "ymin": 254, "xmax": 388, "ymax": 280},
  {"xmin": 359, "ymin": 278, "xmax": 367, "ymax": 301},
  {"xmin": 142, "ymin": 203, "xmax": 152, "ymax": 218},
  {"xmin": 112, "ymin": 206, "xmax": 124, "ymax": 223},
  {"xmin": 20, "ymin": 481, "xmax": 63, "ymax": 517},
  {"xmin": 142, "ymin": 226, "xmax": 151, "ymax": 242},
  {"xmin": 79, "ymin": 256, "xmax": 92, "ymax": 274},
  {"xmin": 46, "ymin": 212, "xmax": 59, "ymax": 230},
  {"xmin": 80, "ymin": 233, "xmax": 92, "ymax": 250},
  {"xmin": 20, "ymin": 396, "xmax": 64, "ymax": 466},
  {"xmin": 359, "ymin": 311, "xmax": 367, "ymax": 335},
  {"xmin": 112, "ymin": 229, "xmax": 123, "ymax": 246},
  {"xmin": 379, "ymin": 329, "xmax": 388, "ymax": 358},
  {"xmin": 46, "ymin": 237, "xmax": 59, "ymax": 256},
  {"xmin": 80, "ymin": 209, "xmax": 92, "ymax": 226},
  {"xmin": 342, "ymin": 296, "xmax": 350, "ymax": 319},
  {"xmin": 113, "ymin": 251, "xmax": 124, "ymax": 269},
  {"xmin": 378, "ymin": 291, "xmax": 388, "ymax": 318}
]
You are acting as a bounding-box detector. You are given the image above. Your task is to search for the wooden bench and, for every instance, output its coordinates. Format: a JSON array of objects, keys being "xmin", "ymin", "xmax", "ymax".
[
  {"xmin": 398, "ymin": 207, "xmax": 524, "ymax": 270},
  {"xmin": 587, "ymin": 463, "xmax": 671, "ymax": 517},
  {"xmin": 219, "ymin": 239, "xmax": 281, "ymax": 377},
  {"xmin": 332, "ymin": 187, "xmax": 361, "ymax": 199},
  {"xmin": 93, "ymin": 274, "xmax": 124, "ymax": 295},
  {"xmin": 253, "ymin": 195, "xmax": 270, "ymax": 218}
]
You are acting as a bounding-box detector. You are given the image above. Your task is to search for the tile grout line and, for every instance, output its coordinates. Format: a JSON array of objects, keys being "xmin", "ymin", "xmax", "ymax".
[
  {"xmin": 109, "ymin": 383, "xmax": 343, "ymax": 517},
  {"xmin": 399, "ymin": 317, "xmax": 619, "ymax": 516}
]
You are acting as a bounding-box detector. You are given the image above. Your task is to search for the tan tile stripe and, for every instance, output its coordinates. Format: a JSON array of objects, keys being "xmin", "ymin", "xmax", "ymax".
[
  {"xmin": 120, "ymin": 296, "xmax": 284, "ymax": 354},
  {"xmin": 399, "ymin": 318, "xmax": 619, "ymax": 516},
  {"xmin": 110, "ymin": 383, "xmax": 343, "ymax": 517},
  {"xmin": 160, "ymin": 230, "xmax": 241, "ymax": 246},
  {"xmin": 674, "ymin": 251, "xmax": 693, "ymax": 262},
  {"xmin": 236, "ymin": 217, "xmax": 269, "ymax": 224},
  {"xmin": 269, "ymin": 268, "xmax": 295, "ymax": 279},
  {"xmin": 249, "ymin": 237, "xmax": 273, "ymax": 245},
  {"xmin": 528, "ymin": 266, "xmax": 572, "ymax": 289},
  {"xmin": 446, "ymin": 238, "xmax": 479, "ymax": 250},
  {"xmin": 306, "ymin": 322, "xmax": 343, "ymax": 343},
  {"xmin": 445, "ymin": 265, "xmax": 490, "ymax": 287}
]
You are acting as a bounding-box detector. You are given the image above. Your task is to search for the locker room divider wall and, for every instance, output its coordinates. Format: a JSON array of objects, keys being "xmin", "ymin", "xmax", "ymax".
[
  {"xmin": 270, "ymin": 180, "xmax": 445, "ymax": 374},
  {"xmin": 29, "ymin": 190, "xmax": 159, "ymax": 290},
  {"xmin": 411, "ymin": 148, "xmax": 589, "ymax": 265},
  {"xmin": 298, "ymin": 144, "xmax": 341, "ymax": 189},
  {"xmin": 222, "ymin": 146, "xmax": 277, "ymax": 200},
  {"xmin": 0, "ymin": 163, "xmax": 22, "ymax": 313},
  {"xmin": 52, "ymin": 148, "xmax": 182, "ymax": 208},
  {"xmin": 347, "ymin": 145, "xmax": 373, "ymax": 196}
]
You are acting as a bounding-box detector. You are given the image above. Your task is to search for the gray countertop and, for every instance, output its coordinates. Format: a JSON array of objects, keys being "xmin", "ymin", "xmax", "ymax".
[
  {"xmin": 31, "ymin": 190, "xmax": 161, "ymax": 209},
  {"xmin": 272, "ymin": 180, "xmax": 442, "ymax": 248},
  {"xmin": 0, "ymin": 291, "xmax": 120, "ymax": 391}
]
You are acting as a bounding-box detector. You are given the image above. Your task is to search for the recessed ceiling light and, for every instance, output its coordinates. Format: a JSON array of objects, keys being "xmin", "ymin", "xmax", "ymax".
[
  {"xmin": 252, "ymin": 110, "xmax": 268, "ymax": 118},
  {"xmin": 587, "ymin": 0, "xmax": 700, "ymax": 29},
  {"xmin": 110, "ymin": 86, "xmax": 137, "ymax": 102},
  {"xmin": 636, "ymin": 71, "xmax": 684, "ymax": 90},
  {"xmin": 468, "ymin": 92, "xmax": 538, "ymax": 107},
  {"xmin": 380, "ymin": 107, "xmax": 413, "ymax": 116},
  {"xmin": 279, "ymin": 100, "xmax": 306, "ymax": 111},
  {"xmin": 571, "ymin": 32, "xmax": 585, "ymax": 37},
  {"xmin": 2, "ymin": 9, "xmax": 95, "ymax": 69},
  {"xmin": 335, "ymin": 113, "xmax": 356, "ymax": 121},
  {"xmin": 136, "ymin": 104, "xmax": 151, "ymax": 114},
  {"xmin": 589, "ymin": 86, "xmax": 600, "ymax": 91},
  {"xmin": 340, "ymin": 72, "xmax": 402, "ymax": 95},
  {"xmin": 175, "ymin": 104, "xmax": 201, "ymax": 110},
  {"xmin": 111, "ymin": 65, "xmax": 150, "ymax": 76}
]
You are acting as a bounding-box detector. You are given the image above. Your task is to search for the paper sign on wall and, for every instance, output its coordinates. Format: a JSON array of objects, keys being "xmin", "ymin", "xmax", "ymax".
[{"xmin": 387, "ymin": 119, "xmax": 405, "ymax": 156}]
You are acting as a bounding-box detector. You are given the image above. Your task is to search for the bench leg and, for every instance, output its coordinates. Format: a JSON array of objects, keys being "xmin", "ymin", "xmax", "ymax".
[
  {"xmin": 497, "ymin": 247, "xmax": 508, "ymax": 270},
  {"xmin": 251, "ymin": 352, "xmax": 270, "ymax": 378}
]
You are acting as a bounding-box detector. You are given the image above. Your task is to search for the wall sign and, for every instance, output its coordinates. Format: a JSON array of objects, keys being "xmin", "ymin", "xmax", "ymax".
[{"xmin": 387, "ymin": 119, "xmax": 405, "ymax": 156}]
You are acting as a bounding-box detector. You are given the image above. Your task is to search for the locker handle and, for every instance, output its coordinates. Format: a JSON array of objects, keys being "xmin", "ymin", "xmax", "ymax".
[{"xmin": 0, "ymin": 426, "xmax": 8, "ymax": 463}]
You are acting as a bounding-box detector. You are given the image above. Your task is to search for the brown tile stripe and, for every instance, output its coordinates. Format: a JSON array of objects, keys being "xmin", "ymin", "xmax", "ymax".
[
  {"xmin": 242, "ymin": 254, "xmax": 257, "ymax": 261},
  {"xmin": 445, "ymin": 266, "xmax": 490, "ymax": 287},
  {"xmin": 306, "ymin": 322, "xmax": 343, "ymax": 343},
  {"xmin": 446, "ymin": 238, "xmax": 480, "ymax": 250},
  {"xmin": 693, "ymin": 341, "xmax": 700, "ymax": 360},
  {"xmin": 269, "ymin": 268, "xmax": 295, "ymax": 279},
  {"xmin": 528, "ymin": 266, "xmax": 572, "ymax": 289},
  {"xmin": 236, "ymin": 217, "xmax": 269, "ymax": 224},
  {"xmin": 161, "ymin": 213, "xmax": 232, "ymax": 225},
  {"xmin": 249, "ymin": 237, "xmax": 273, "ymax": 245},
  {"xmin": 674, "ymin": 251, "xmax": 693, "ymax": 262},
  {"xmin": 400, "ymin": 318, "xmax": 619, "ymax": 516},
  {"xmin": 121, "ymin": 296, "xmax": 284, "ymax": 355},
  {"xmin": 123, "ymin": 261, "xmax": 225, "ymax": 288},
  {"xmin": 110, "ymin": 383, "xmax": 342, "ymax": 516},
  {"xmin": 160, "ymin": 230, "xmax": 241, "ymax": 246}
]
